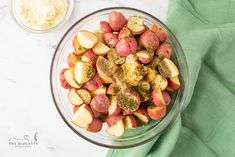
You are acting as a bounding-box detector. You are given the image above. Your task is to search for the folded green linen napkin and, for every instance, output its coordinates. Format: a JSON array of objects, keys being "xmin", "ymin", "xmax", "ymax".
[{"xmin": 107, "ymin": 0, "xmax": 235, "ymax": 156}]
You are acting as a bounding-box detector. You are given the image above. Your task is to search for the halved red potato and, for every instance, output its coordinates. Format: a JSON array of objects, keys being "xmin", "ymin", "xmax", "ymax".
[
  {"xmin": 74, "ymin": 61, "xmax": 96, "ymax": 84},
  {"xmin": 96, "ymin": 56, "xmax": 117, "ymax": 77},
  {"xmin": 136, "ymin": 50, "xmax": 154, "ymax": 64},
  {"xmin": 86, "ymin": 118, "xmax": 103, "ymax": 133},
  {"xmin": 99, "ymin": 73, "xmax": 114, "ymax": 84},
  {"xmin": 68, "ymin": 89, "xmax": 84, "ymax": 105},
  {"xmin": 158, "ymin": 58, "xmax": 179, "ymax": 78},
  {"xmin": 91, "ymin": 86, "xmax": 107, "ymax": 96},
  {"xmin": 72, "ymin": 35, "xmax": 87, "ymax": 55},
  {"xmin": 149, "ymin": 23, "xmax": 167, "ymax": 43},
  {"xmin": 116, "ymin": 37, "xmax": 137, "ymax": 57},
  {"xmin": 107, "ymin": 48, "xmax": 126, "ymax": 65},
  {"xmin": 106, "ymin": 120, "xmax": 125, "ymax": 137},
  {"xmin": 92, "ymin": 41, "xmax": 110, "ymax": 56},
  {"xmin": 147, "ymin": 67, "xmax": 157, "ymax": 84},
  {"xmin": 156, "ymin": 42, "xmax": 172, "ymax": 59},
  {"xmin": 109, "ymin": 11, "xmax": 127, "ymax": 31},
  {"xmin": 118, "ymin": 26, "xmax": 132, "ymax": 40},
  {"xmin": 151, "ymin": 88, "xmax": 165, "ymax": 106},
  {"xmin": 107, "ymin": 83, "xmax": 121, "ymax": 95},
  {"xmin": 133, "ymin": 107, "xmax": 149, "ymax": 124},
  {"xmin": 127, "ymin": 16, "xmax": 145, "ymax": 35},
  {"xmin": 95, "ymin": 32, "xmax": 105, "ymax": 43},
  {"xmin": 106, "ymin": 115, "xmax": 124, "ymax": 127},
  {"xmin": 104, "ymin": 33, "xmax": 119, "ymax": 48},
  {"xmin": 83, "ymin": 75, "xmax": 103, "ymax": 92},
  {"xmin": 140, "ymin": 30, "xmax": 159, "ymax": 50},
  {"xmin": 76, "ymin": 89, "xmax": 91, "ymax": 104},
  {"xmin": 108, "ymin": 96, "xmax": 121, "ymax": 116},
  {"xmin": 147, "ymin": 105, "xmax": 166, "ymax": 120},
  {"xmin": 162, "ymin": 91, "xmax": 171, "ymax": 106},
  {"xmin": 91, "ymin": 107, "xmax": 101, "ymax": 118},
  {"xmin": 117, "ymin": 89, "xmax": 140, "ymax": 112},
  {"xmin": 152, "ymin": 74, "xmax": 168, "ymax": 90},
  {"xmin": 124, "ymin": 115, "xmax": 137, "ymax": 129},
  {"xmin": 71, "ymin": 104, "xmax": 94, "ymax": 128},
  {"xmin": 64, "ymin": 68, "xmax": 82, "ymax": 89},
  {"xmin": 90, "ymin": 94, "xmax": 109, "ymax": 113},
  {"xmin": 60, "ymin": 68, "xmax": 71, "ymax": 89},
  {"xmin": 81, "ymin": 50, "xmax": 97, "ymax": 66},
  {"xmin": 77, "ymin": 30, "xmax": 98, "ymax": 49},
  {"xmin": 100, "ymin": 21, "xmax": 113, "ymax": 33},
  {"xmin": 67, "ymin": 53, "xmax": 79, "ymax": 67},
  {"xmin": 168, "ymin": 76, "xmax": 180, "ymax": 90}
]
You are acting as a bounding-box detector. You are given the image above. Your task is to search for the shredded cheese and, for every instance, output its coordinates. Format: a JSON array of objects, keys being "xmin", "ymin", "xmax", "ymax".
[{"xmin": 19, "ymin": 0, "xmax": 68, "ymax": 30}]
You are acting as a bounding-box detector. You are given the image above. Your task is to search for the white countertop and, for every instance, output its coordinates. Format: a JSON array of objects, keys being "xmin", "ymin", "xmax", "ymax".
[{"xmin": 0, "ymin": 0, "xmax": 168, "ymax": 156}]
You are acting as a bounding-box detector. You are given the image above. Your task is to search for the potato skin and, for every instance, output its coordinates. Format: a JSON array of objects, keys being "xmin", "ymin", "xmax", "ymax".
[
  {"xmin": 115, "ymin": 37, "xmax": 137, "ymax": 57},
  {"xmin": 104, "ymin": 33, "xmax": 119, "ymax": 48},
  {"xmin": 100, "ymin": 21, "xmax": 113, "ymax": 33},
  {"xmin": 109, "ymin": 11, "xmax": 127, "ymax": 31},
  {"xmin": 150, "ymin": 23, "xmax": 167, "ymax": 43},
  {"xmin": 156, "ymin": 42, "xmax": 172, "ymax": 59},
  {"xmin": 118, "ymin": 26, "xmax": 132, "ymax": 40},
  {"xmin": 91, "ymin": 94, "xmax": 109, "ymax": 113},
  {"xmin": 140, "ymin": 30, "xmax": 159, "ymax": 50}
]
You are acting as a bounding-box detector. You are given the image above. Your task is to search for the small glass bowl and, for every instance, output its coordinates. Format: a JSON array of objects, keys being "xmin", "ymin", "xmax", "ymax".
[
  {"xmin": 50, "ymin": 7, "xmax": 188, "ymax": 148},
  {"xmin": 9, "ymin": 0, "xmax": 74, "ymax": 33}
]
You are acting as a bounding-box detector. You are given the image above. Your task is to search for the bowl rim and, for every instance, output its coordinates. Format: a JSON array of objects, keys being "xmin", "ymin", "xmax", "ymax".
[
  {"xmin": 8, "ymin": 0, "xmax": 74, "ymax": 33},
  {"xmin": 50, "ymin": 7, "xmax": 189, "ymax": 148}
]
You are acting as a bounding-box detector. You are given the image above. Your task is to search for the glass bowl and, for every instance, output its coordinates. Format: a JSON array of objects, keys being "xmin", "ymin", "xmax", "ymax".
[
  {"xmin": 9, "ymin": 0, "xmax": 74, "ymax": 33},
  {"xmin": 50, "ymin": 7, "xmax": 188, "ymax": 148}
]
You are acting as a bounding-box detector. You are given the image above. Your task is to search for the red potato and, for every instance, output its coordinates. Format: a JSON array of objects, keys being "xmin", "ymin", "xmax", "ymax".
[
  {"xmin": 106, "ymin": 120, "xmax": 125, "ymax": 137},
  {"xmin": 152, "ymin": 74, "xmax": 168, "ymax": 90},
  {"xmin": 83, "ymin": 75, "xmax": 103, "ymax": 92},
  {"xmin": 74, "ymin": 61, "xmax": 96, "ymax": 84},
  {"xmin": 158, "ymin": 58, "xmax": 179, "ymax": 78},
  {"xmin": 151, "ymin": 88, "xmax": 166, "ymax": 106},
  {"xmin": 73, "ymin": 105, "xmax": 81, "ymax": 113},
  {"xmin": 150, "ymin": 23, "xmax": 167, "ymax": 43},
  {"xmin": 147, "ymin": 105, "xmax": 166, "ymax": 120},
  {"xmin": 106, "ymin": 115, "xmax": 124, "ymax": 127},
  {"xmin": 108, "ymin": 96, "xmax": 121, "ymax": 116},
  {"xmin": 60, "ymin": 68, "xmax": 71, "ymax": 89},
  {"xmin": 64, "ymin": 68, "xmax": 82, "ymax": 89},
  {"xmin": 91, "ymin": 86, "xmax": 107, "ymax": 96},
  {"xmin": 118, "ymin": 26, "xmax": 132, "ymax": 40},
  {"xmin": 86, "ymin": 118, "xmax": 103, "ymax": 133},
  {"xmin": 136, "ymin": 50, "xmax": 154, "ymax": 64},
  {"xmin": 162, "ymin": 91, "xmax": 171, "ymax": 106},
  {"xmin": 68, "ymin": 89, "xmax": 84, "ymax": 105},
  {"xmin": 109, "ymin": 11, "xmax": 127, "ymax": 31},
  {"xmin": 107, "ymin": 83, "xmax": 121, "ymax": 95},
  {"xmin": 168, "ymin": 76, "xmax": 180, "ymax": 90},
  {"xmin": 127, "ymin": 16, "xmax": 145, "ymax": 35},
  {"xmin": 76, "ymin": 89, "xmax": 91, "ymax": 104},
  {"xmin": 124, "ymin": 115, "xmax": 137, "ymax": 129},
  {"xmin": 92, "ymin": 41, "xmax": 110, "ymax": 56},
  {"xmin": 116, "ymin": 37, "xmax": 137, "ymax": 57},
  {"xmin": 133, "ymin": 107, "xmax": 149, "ymax": 124},
  {"xmin": 81, "ymin": 50, "xmax": 97, "ymax": 66},
  {"xmin": 117, "ymin": 89, "xmax": 141, "ymax": 112},
  {"xmin": 100, "ymin": 21, "xmax": 113, "ymax": 33},
  {"xmin": 72, "ymin": 35, "xmax": 87, "ymax": 55},
  {"xmin": 77, "ymin": 30, "xmax": 98, "ymax": 49},
  {"xmin": 104, "ymin": 33, "xmax": 119, "ymax": 48},
  {"xmin": 67, "ymin": 53, "xmax": 79, "ymax": 67},
  {"xmin": 91, "ymin": 106, "xmax": 101, "ymax": 118},
  {"xmin": 140, "ymin": 30, "xmax": 159, "ymax": 50},
  {"xmin": 91, "ymin": 94, "xmax": 109, "ymax": 113},
  {"xmin": 156, "ymin": 42, "xmax": 172, "ymax": 59},
  {"xmin": 71, "ymin": 104, "xmax": 94, "ymax": 128}
]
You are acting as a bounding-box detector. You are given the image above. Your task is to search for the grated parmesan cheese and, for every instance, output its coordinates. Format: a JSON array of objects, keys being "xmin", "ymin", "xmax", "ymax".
[{"xmin": 19, "ymin": 0, "xmax": 68, "ymax": 30}]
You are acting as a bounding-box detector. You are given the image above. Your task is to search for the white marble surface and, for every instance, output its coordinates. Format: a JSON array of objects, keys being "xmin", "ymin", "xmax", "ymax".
[{"xmin": 0, "ymin": 0, "xmax": 168, "ymax": 157}]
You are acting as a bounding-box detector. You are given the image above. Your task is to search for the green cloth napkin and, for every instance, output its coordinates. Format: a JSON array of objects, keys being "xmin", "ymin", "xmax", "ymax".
[{"xmin": 107, "ymin": 0, "xmax": 235, "ymax": 156}]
